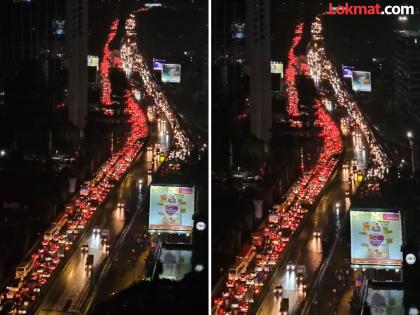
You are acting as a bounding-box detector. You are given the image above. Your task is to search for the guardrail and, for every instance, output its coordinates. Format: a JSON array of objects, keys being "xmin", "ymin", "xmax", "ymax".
[
  {"xmin": 249, "ymin": 154, "xmax": 343, "ymax": 315},
  {"xmin": 81, "ymin": 138, "xmax": 183, "ymax": 315},
  {"xmin": 28, "ymin": 136, "xmax": 149, "ymax": 315},
  {"xmin": 298, "ymin": 148, "xmax": 373, "ymax": 315}
]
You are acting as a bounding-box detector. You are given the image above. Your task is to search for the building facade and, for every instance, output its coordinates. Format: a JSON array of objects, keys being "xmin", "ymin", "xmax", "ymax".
[
  {"xmin": 66, "ymin": 0, "xmax": 88, "ymax": 130},
  {"xmin": 245, "ymin": 0, "xmax": 271, "ymax": 142},
  {"xmin": 394, "ymin": 30, "xmax": 420, "ymax": 115}
]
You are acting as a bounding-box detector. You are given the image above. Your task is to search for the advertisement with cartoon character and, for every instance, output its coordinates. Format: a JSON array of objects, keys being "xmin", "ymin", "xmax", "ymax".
[
  {"xmin": 350, "ymin": 210, "xmax": 402, "ymax": 266},
  {"xmin": 149, "ymin": 185, "xmax": 195, "ymax": 232}
]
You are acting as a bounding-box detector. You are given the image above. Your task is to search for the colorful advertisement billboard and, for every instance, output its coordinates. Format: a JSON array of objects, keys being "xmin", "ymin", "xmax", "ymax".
[
  {"xmin": 159, "ymin": 249, "xmax": 192, "ymax": 281},
  {"xmin": 87, "ymin": 55, "xmax": 99, "ymax": 70},
  {"xmin": 153, "ymin": 58, "xmax": 165, "ymax": 71},
  {"xmin": 231, "ymin": 22, "xmax": 245, "ymax": 39},
  {"xmin": 350, "ymin": 210, "xmax": 402, "ymax": 266},
  {"xmin": 161, "ymin": 64, "xmax": 181, "ymax": 83},
  {"xmin": 342, "ymin": 65, "xmax": 353, "ymax": 78},
  {"xmin": 149, "ymin": 185, "xmax": 195, "ymax": 232},
  {"xmin": 270, "ymin": 61, "xmax": 284, "ymax": 76},
  {"xmin": 351, "ymin": 71, "xmax": 372, "ymax": 92},
  {"xmin": 366, "ymin": 289, "xmax": 404, "ymax": 315}
]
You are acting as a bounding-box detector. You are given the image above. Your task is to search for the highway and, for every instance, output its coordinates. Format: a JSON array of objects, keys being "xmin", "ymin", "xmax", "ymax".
[
  {"xmin": 35, "ymin": 8, "xmax": 194, "ymax": 315},
  {"xmin": 35, "ymin": 123, "xmax": 170, "ymax": 315},
  {"xmin": 256, "ymin": 127, "xmax": 368, "ymax": 315},
  {"xmin": 0, "ymin": 5, "xmax": 196, "ymax": 314}
]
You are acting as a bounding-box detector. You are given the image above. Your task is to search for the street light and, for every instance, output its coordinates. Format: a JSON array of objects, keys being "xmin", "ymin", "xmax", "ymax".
[{"xmin": 407, "ymin": 131, "xmax": 415, "ymax": 175}]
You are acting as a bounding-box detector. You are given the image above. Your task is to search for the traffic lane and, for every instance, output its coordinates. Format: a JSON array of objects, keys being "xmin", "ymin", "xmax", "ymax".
[
  {"xmin": 308, "ymin": 227, "xmax": 353, "ymax": 315},
  {"xmin": 92, "ymin": 201, "xmax": 150, "ymax": 302},
  {"xmin": 36, "ymin": 162, "xmax": 149, "ymax": 313},
  {"xmin": 35, "ymin": 128, "xmax": 170, "ymax": 313},
  {"xmin": 257, "ymin": 134, "xmax": 367, "ymax": 315},
  {"xmin": 92, "ymin": 132, "xmax": 173, "ymax": 301},
  {"xmin": 257, "ymin": 179, "xmax": 347, "ymax": 315},
  {"xmin": 94, "ymin": 229, "xmax": 151, "ymax": 303}
]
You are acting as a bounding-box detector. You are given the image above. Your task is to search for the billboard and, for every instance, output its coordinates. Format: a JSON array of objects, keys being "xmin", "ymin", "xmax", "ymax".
[
  {"xmin": 161, "ymin": 64, "xmax": 181, "ymax": 83},
  {"xmin": 270, "ymin": 61, "xmax": 284, "ymax": 77},
  {"xmin": 87, "ymin": 55, "xmax": 99, "ymax": 70},
  {"xmin": 159, "ymin": 249, "xmax": 192, "ymax": 281},
  {"xmin": 351, "ymin": 71, "xmax": 372, "ymax": 92},
  {"xmin": 342, "ymin": 65, "xmax": 353, "ymax": 78},
  {"xmin": 52, "ymin": 18, "xmax": 65, "ymax": 36},
  {"xmin": 153, "ymin": 58, "xmax": 165, "ymax": 71},
  {"xmin": 366, "ymin": 289, "xmax": 404, "ymax": 315},
  {"xmin": 350, "ymin": 210, "xmax": 403, "ymax": 266},
  {"xmin": 231, "ymin": 22, "xmax": 245, "ymax": 39},
  {"xmin": 149, "ymin": 185, "xmax": 195, "ymax": 232}
]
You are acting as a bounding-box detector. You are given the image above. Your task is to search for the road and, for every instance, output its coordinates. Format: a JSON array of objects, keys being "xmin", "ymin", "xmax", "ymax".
[
  {"xmin": 256, "ymin": 127, "xmax": 368, "ymax": 315},
  {"xmin": 35, "ymin": 122, "xmax": 171, "ymax": 315}
]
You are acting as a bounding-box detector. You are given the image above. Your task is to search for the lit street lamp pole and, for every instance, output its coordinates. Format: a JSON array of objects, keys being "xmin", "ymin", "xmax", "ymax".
[{"xmin": 407, "ymin": 131, "xmax": 415, "ymax": 175}]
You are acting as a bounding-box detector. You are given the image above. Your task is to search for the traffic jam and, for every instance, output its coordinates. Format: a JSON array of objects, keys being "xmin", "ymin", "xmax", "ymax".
[
  {"xmin": 307, "ymin": 16, "xmax": 391, "ymax": 180},
  {"xmin": 285, "ymin": 22, "xmax": 304, "ymax": 128},
  {"xmin": 213, "ymin": 22, "xmax": 343, "ymax": 315},
  {"xmin": 0, "ymin": 17, "xmax": 149, "ymax": 314},
  {"xmin": 119, "ymin": 12, "xmax": 194, "ymax": 163}
]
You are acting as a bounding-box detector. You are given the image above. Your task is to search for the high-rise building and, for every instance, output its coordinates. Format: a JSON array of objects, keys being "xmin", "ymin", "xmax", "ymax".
[
  {"xmin": 9, "ymin": 0, "xmax": 65, "ymax": 61},
  {"xmin": 245, "ymin": 0, "xmax": 271, "ymax": 142},
  {"xmin": 394, "ymin": 30, "xmax": 420, "ymax": 115},
  {"xmin": 66, "ymin": 0, "xmax": 88, "ymax": 130}
]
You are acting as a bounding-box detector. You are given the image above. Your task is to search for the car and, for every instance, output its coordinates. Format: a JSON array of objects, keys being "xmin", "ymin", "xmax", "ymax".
[
  {"xmin": 82, "ymin": 244, "xmax": 89, "ymax": 253},
  {"xmin": 286, "ymin": 260, "xmax": 296, "ymax": 272},
  {"xmin": 93, "ymin": 226, "xmax": 101, "ymax": 234},
  {"xmin": 296, "ymin": 265, "xmax": 306, "ymax": 281},
  {"xmin": 103, "ymin": 241, "xmax": 110, "ymax": 251},
  {"xmin": 345, "ymin": 189, "xmax": 350, "ymax": 197},
  {"xmin": 313, "ymin": 228, "xmax": 322, "ymax": 237},
  {"xmin": 274, "ymin": 285, "xmax": 283, "ymax": 297}
]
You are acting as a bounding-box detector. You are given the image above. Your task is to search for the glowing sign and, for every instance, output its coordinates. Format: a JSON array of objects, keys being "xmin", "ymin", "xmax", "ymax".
[
  {"xmin": 149, "ymin": 185, "xmax": 195, "ymax": 233},
  {"xmin": 350, "ymin": 209, "xmax": 402, "ymax": 266},
  {"xmin": 161, "ymin": 64, "xmax": 181, "ymax": 83},
  {"xmin": 87, "ymin": 55, "xmax": 99, "ymax": 70},
  {"xmin": 352, "ymin": 71, "xmax": 372, "ymax": 92},
  {"xmin": 270, "ymin": 61, "xmax": 284, "ymax": 77}
]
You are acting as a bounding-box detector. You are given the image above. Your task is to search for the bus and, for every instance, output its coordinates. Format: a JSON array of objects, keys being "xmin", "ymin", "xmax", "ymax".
[
  {"xmin": 228, "ymin": 260, "xmax": 248, "ymax": 281},
  {"xmin": 44, "ymin": 225, "xmax": 61, "ymax": 241},
  {"xmin": 15, "ymin": 258, "xmax": 34, "ymax": 279},
  {"xmin": 237, "ymin": 244, "xmax": 256, "ymax": 265},
  {"xmin": 52, "ymin": 212, "xmax": 68, "ymax": 231}
]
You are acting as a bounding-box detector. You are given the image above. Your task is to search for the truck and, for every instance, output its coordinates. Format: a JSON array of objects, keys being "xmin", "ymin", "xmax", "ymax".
[
  {"xmin": 279, "ymin": 298, "xmax": 289, "ymax": 315},
  {"xmin": 85, "ymin": 254, "xmax": 94, "ymax": 270}
]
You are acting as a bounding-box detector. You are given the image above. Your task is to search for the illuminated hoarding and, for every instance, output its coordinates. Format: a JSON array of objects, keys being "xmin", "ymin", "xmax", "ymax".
[
  {"xmin": 231, "ymin": 22, "xmax": 245, "ymax": 39},
  {"xmin": 145, "ymin": 3, "xmax": 162, "ymax": 8},
  {"xmin": 161, "ymin": 64, "xmax": 181, "ymax": 83},
  {"xmin": 153, "ymin": 58, "xmax": 165, "ymax": 71},
  {"xmin": 351, "ymin": 71, "xmax": 372, "ymax": 92},
  {"xmin": 52, "ymin": 19, "xmax": 65, "ymax": 36},
  {"xmin": 270, "ymin": 61, "xmax": 284, "ymax": 77},
  {"xmin": 149, "ymin": 185, "xmax": 195, "ymax": 232},
  {"xmin": 87, "ymin": 55, "xmax": 99, "ymax": 70},
  {"xmin": 366, "ymin": 289, "xmax": 404, "ymax": 315},
  {"xmin": 342, "ymin": 65, "xmax": 353, "ymax": 78},
  {"xmin": 159, "ymin": 249, "xmax": 192, "ymax": 281},
  {"xmin": 350, "ymin": 209, "xmax": 402, "ymax": 266}
]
